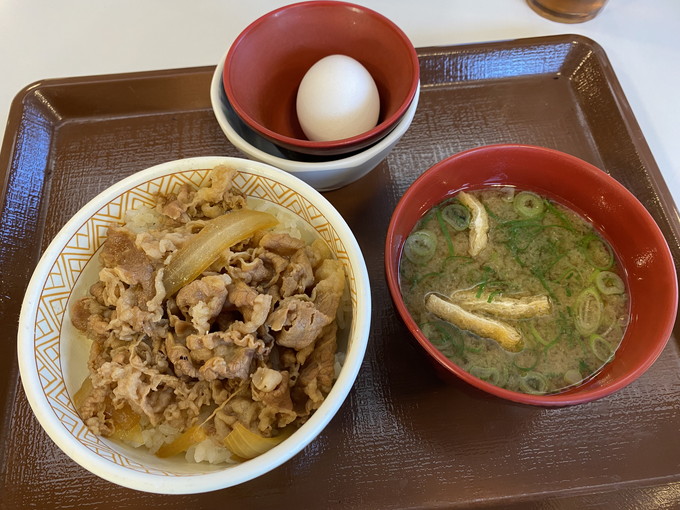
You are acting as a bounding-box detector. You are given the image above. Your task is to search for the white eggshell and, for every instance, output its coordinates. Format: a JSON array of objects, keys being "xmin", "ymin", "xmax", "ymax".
[{"xmin": 296, "ymin": 55, "xmax": 380, "ymax": 142}]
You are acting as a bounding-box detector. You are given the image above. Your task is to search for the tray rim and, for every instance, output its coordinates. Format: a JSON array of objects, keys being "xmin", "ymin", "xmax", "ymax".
[
  {"xmin": 3, "ymin": 34, "xmax": 678, "ymax": 238},
  {"xmin": 2, "ymin": 33, "xmax": 680, "ymax": 505},
  {"xmin": 418, "ymin": 34, "xmax": 680, "ymax": 241}
]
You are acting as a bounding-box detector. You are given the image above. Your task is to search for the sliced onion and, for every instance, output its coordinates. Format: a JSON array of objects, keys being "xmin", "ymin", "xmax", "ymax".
[
  {"xmin": 156, "ymin": 425, "xmax": 208, "ymax": 458},
  {"xmin": 163, "ymin": 209, "xmax": 278, "ymax": 296},
  {"xmin": 75, "ymin": 378, "xmax": 143, "ymax": 444},
  {"xmin": 223, "ymin": 422, "xmax": 292, "ymax": 460},
  {"xmin": 73, "ymin": 376, "xmax": 94, "ymax": 410},
  {"xmin": 403, "ymin": 230, "xmax": 437, "ymax": 265},
  {"xmin": 110, "ymin": 403, "xmax": 143, "ymax": 444}
]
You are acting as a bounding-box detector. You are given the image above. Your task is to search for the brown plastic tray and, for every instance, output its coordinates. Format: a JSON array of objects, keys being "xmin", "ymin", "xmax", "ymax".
[{"xmin": 2, "ymin": 35, "xmax": 680, "ymax": 509}]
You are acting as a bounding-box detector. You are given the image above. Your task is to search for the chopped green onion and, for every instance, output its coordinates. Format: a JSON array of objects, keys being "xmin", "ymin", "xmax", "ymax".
[
  {"xmin": 529, "ymin": 323, "xmax": 548, "ymax": 346},
  {"xmin": 421, "ymin": 320, "xmax": 464, "ymax": 358},
  {"xmin": 421, "ymin": 322, "xmax": 452, "ymax": 355},
  {"xmin": 404, "ymin": 230, "xmax": 437, "ymax": 264},
  {"xmin": 441, "ymin": 203, "xmax": 471, "ymax": 231},
  {"xmin": 513, "ymin": 191, "xmax": 545, "ymax": 218},
  {"xmin": 558, "ymin": 264, "xmax": 582, "ymax": 284},
  {"xmin": 558, "ymin": 309, "xmax": 578, "ymax": 346},
  {"xmin": 529, "ymin": 324, "xmax": 560, "ymax": 349},
  {"xmin": 464, "ymin": 336, "xmax": 486, "ymax": 353},
  {"xmin": 484, "ymin": 204, "xmax": 500, "ymax": 221},
  {"xmin": 435, "ymin": 208, "xmax": 455, "ymax": 257},
  {"xmin": 519, "ymin": 371, "xmax": 548, "ymax": 394},
  {"xmin": 531, "ymin": 267, "xmax": 557, "ymax": 302},
  {"xmin": 486, "ymin": 289, "xmax": 503, "ymax": 303},
  {"xmin": 412, "ymin": 271, "xmax": 441, "ymax": 286},
  {"xmin": 443, "ymin": 255, "xmax": 474, "ymax": 267},
  {"xmin": 563, "ymin": 368, "xmax": 583, "ymax": 386},
  {"xmin": 589, "ymin": 334, "xmax": 614, "ymax": 363},
  {"xmin": 595, "ymin": 270, "xmax": 625, "ymax": 295},
  {"xmin": 443, "ymin": 323, "xmax": 465, "ymax": 356},
  {"xmin": 475, "ymin": 280, "xmax": 505, "ymax": 299},
  {"xmin": 475, "ymin": 266, "xmax": 505, "ymax": 298},
  {"xmin": 513, "ymin": 348, "xmax": 540, "ymax": 371},
  {"xmin": 575, "ymin": 287, "xmax": 602, "ymax": 336},
  {"xmin": 469, "ymin": 366, "xmax": 502, "ymax": 386},
  {"xmin": 544, "ymin": 200, "xmax": 576, "ymax": 231},
  {"xmin": 419, "ymin": 209, "xmax": 437, "ymax": 227},
  {"xmin": 582, "ymin": 234, "xmax": 614, "ymax": 270}
]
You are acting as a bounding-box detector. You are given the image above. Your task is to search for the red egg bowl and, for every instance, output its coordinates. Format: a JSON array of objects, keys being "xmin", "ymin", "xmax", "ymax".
[
  {"xmin": 385, "ymin": 144, "xmax": 678, "ymax": 406},
  {"xmin": 223, "ymin": 1, "xmax": 420, "ymax": 156}
]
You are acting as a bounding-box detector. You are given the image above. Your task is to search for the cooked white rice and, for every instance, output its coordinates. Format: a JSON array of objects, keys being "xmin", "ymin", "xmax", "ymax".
[
  {"xmin": 140, "ymin": 423, "xmax": 181, "ymax": 454},
  {"xmin": 124, "ymin": 205, "xmax": 164, "ymax": 233},
  {"xmin": 186, "ymin": 438, "xmax": 235, "ymax": 465}
]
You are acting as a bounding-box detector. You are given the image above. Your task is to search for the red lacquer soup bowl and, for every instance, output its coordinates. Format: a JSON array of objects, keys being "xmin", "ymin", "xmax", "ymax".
[
  {"xmin": 385, "ymin": 144, "xmax": 677, "ymax": 406},
  {"xmin": 223, "ymin": 1, "xmax": 419, "ymax": 156}
]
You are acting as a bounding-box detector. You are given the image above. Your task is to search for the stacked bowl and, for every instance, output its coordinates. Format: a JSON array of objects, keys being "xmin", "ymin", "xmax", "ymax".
[
  {"xmin": 211, "ymin": 1, "xmax": 420, "ymax": 191},
  {"xmin": 18, "ymin": 2, "xmax": 419, "ymax": 491}
]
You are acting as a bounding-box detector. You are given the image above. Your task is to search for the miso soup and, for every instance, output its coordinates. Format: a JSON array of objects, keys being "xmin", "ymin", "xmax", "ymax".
[{"xmin": 399, "ymin": 187, "xmax": 629, "ymax": 395}]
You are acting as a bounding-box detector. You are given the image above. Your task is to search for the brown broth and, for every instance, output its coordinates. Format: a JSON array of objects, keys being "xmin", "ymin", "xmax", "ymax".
[{"xmin": 399, "ymin": 187, "xmax": 629, "ymax": 395}]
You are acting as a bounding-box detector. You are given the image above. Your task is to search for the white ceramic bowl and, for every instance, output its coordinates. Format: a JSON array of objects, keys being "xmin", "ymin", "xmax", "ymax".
[
  {"xmin": 210, "ymin": 55, "xmax": 420, "ymax": 192},
  {"xmin": 17, "ymin": 156, "xmax": 371, "ymax": 494}
]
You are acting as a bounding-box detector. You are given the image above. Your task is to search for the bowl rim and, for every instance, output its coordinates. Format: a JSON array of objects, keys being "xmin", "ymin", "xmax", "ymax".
[
  {"xmin": 222, "ymin": 0, "xmax": 420, "ymax": 152},
  {"xmin": 211, "ymin": 56, "xmax": 421, "ymax": 172},
  {"xmin": 17, "ymin": 156, "xmax": 372, "ymax": 493},
  {"xmin": 385, "ymin": 143, "xmax": 678, "ymax": 406}
]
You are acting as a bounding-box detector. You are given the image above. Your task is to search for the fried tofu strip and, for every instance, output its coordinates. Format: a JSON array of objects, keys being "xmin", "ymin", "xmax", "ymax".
[
  {"xmin": 450, "ymin": 291, "xmax": 552, "ymax": 319},
  {"xmin": 458, "ymin": 191, "xmax": 488, "ymax": 257},
  {"xmin": 425, "ymin": 293, "xmax": 522, "ymax": 352}
]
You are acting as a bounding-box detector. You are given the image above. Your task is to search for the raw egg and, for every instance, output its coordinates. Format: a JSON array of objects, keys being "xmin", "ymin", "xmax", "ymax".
[{"xmin": 296, "ymin": 55, "xmax": 380, "ymax": 142}]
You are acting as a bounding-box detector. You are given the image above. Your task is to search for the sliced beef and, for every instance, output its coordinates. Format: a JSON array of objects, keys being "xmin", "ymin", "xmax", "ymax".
[{"xmin": 266, "ymin": 297, "xmax": 332, "ymax": 350}]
